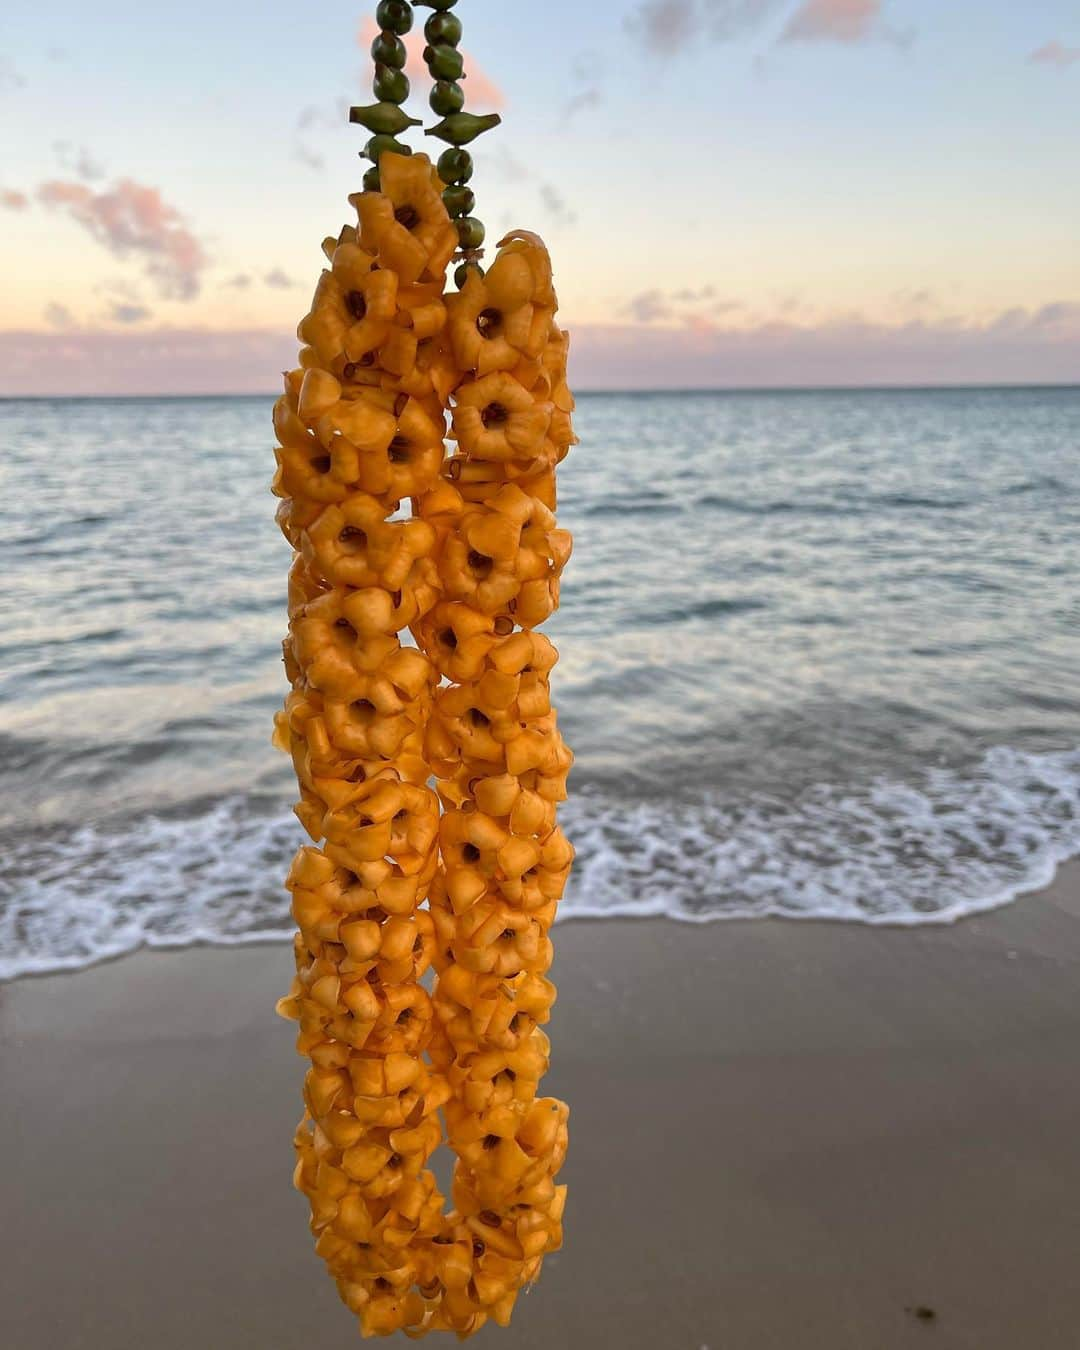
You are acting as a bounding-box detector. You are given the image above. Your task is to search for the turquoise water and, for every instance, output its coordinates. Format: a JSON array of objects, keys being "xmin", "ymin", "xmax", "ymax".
[{"xmin": 2, "ymin": 387, "xmax": 1079, "ymax": 977}]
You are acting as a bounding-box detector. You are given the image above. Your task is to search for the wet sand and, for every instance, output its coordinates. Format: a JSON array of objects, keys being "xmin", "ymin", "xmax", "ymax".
[{"xmin": 4, "ymin": 863, "xmax": 1080, "ymax": 1349}]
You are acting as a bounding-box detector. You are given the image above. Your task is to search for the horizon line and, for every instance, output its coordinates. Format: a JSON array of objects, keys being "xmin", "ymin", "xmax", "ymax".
[{"xmin": 2, "ymin": 381, "xmax": 1079, "ymax": 402}]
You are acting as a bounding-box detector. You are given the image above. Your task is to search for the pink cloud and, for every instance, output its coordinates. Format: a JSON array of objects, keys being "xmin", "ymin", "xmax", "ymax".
[
  {"xmin": 1, "ymin": 306, "xmax": 1078, "ymax": 397},
  {"xmin": 37, "ymin": 178, "xmax": 207, "ymax": 300},
  {"xmin": 781, "ymin": 0, "xmax": 886, "ymax": 43},
  {"xmin": 1029, "ymin": 40, "xmax": 1080, "ymax": 69},
  {"xmin": 1, "ymin": 188, "xmax": 28, "ymax": 210},
  {"xmin": 358, "ymin": 18, "xmax": 504, "ymax": 110}
]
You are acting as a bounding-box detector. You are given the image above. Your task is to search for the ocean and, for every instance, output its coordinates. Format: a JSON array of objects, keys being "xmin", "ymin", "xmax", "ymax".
[{"xmin": 2, "ymin": 386, "xmax": 1079, "ymax": 980}]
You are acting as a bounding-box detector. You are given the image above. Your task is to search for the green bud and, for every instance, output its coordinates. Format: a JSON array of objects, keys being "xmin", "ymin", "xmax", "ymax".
[
  {"xmin": 423, "ymin": 43, "xmax": 464, "ymax": 79},
  {"xmin": 454, "ymin": 260, "xmax": 484, "ymax": 289},
  {"xmin": 424, "ymin": 11, "xmax": 462, "ymax": 45},
  {"xmin": 456, "ymin": 216, "xmax": 485, "ymax": 250},
  {"xmin": 429, "ymin": 80, "xmax": 464, "ymax": 116},
  {"xmin": 371, "ymin": 32, "xmax": 407, "ymax": 68},
  {"xmin": 442, "ymin": 184, "xmax": 475, "ymax": 217},
  {"xmin": 416, "ymin": 0, "xmax": 458, "ymax": 9},
  {"xmin": 349, "ymin": 102, "xmax": 421, "ymax": 135},
  {"xmin": 363, "ymin": 167, "xmax": 382, "ymax": 193},
  {"xmin": 373, "ymin": 64, "xmax": 410, "ymax": 104},
  {"xmin": 376, "ymin": 0, "xmax": 414, "ymax": 35},
  {"xmin": 426, "ymin": 111, "xmax": 501, "ymax": 146},
  {"xmin": 365, "ymin": 133, "xmax": 412, "ymax": 163},
  {"xmin": 437, "ymin": 147, "xmax": 473, "ymax": 184}
]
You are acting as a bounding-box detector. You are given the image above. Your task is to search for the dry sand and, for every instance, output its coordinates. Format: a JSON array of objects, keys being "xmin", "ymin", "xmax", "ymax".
[{"xmin": 4, "ymin": 864, "xmax": 1080, "ymax": 1349}]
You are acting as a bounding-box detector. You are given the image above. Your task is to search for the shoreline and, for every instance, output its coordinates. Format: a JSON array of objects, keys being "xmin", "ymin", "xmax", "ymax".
[
  {"xmin": 5, "ymin": 862, "xmax": 1080, "ymax": 1347},
  {"xmin": 7, "ymin": 835, "xmax": 1080, "ymax": 986}
]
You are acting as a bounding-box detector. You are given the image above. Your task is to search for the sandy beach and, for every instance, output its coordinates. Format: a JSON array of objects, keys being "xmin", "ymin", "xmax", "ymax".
[{"xmin": 5, "ymin": 864, "xmax": 1080, "ymax": 1349}]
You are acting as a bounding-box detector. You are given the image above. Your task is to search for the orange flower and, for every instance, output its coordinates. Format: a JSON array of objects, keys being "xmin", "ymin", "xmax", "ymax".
[
  {"xmin": 353, "ymin": 153, "xmax": 458, "ymax": 288},
  {"xmin": 304, "ymin": 493, "xmax": 436, "ymax": 591},
  {"xmin": 436, "ymin": 483, "xmax": 571, "ymax": 619},
  {"xmin": 299, "ymin": 260, "xmax": 399, "ymax": 368},
  {"xmin": 446, "ymin": 245, "xmax": 553, "ymax": 376},
  {"xmin": 356, "ymin": 395, "xmax": 446, "ymax": 502},
  {"xmin": 452, "ymin": 372, "xmax": 551, "ymax": 461}
]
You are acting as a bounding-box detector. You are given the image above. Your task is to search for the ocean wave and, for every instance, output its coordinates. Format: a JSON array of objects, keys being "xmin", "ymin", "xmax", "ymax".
[{"xmin": 2, "ymin": 744, "xmax": 1079, "ymax": 981}]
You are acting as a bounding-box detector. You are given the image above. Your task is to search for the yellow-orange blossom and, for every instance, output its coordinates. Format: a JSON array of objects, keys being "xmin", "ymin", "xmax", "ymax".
[{"xmin": 272, "ymin": 152, "xmax": 575, "ymax": 1339}]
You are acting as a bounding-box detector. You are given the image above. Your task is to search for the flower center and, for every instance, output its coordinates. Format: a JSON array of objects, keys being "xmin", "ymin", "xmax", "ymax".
[
  {"xmin": 345, "ymin": 290, "xmax": 367, "ymax": 320},
  {"xmin": 394, "ymin": 203, "xmax": 420, "ymax": 230},
  {"xmin": 480, "ymin": 401, "xmax": 509, "ymax": 428},
  {"xmin": 311, "ymin": 454, "xmax": 332, "ymax": 473},
  {"xmin": 388, "ymin": 435, "xmax": 411, "ymax": 463},
  {"xmin": 476, "ymin": 307, "xmax": 502, "ymax": 338},
  {"xmin": 338, "ymin": 525, "xmax": 367, "ymax": 549},
  {"xmin": 342, "ymin": 355, "xmax": 374, "ymax": 379},
  {"xmin": 467, "ymin": 550, "xmax": 493, "ymax": 576}
]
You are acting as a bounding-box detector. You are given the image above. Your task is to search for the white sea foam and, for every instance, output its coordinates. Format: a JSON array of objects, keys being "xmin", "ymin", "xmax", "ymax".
[{"xmin": 3, "ymin": 744, "xmax": 1080, "ymax": 980}]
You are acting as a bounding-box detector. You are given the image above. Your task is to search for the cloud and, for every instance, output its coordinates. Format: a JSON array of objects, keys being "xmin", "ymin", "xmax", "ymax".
[
  {"xmin": 779, "ymin": 0, "xmax": 912, "ymax": 46},
  {"xmin": 43, "ymin": 303, "xmax": 77, "ymax": 330},
  {"xmin": 293, "ymin": 99, "xmax": 350, "ymax": 171},
  {"xmin": 625, "ymin": 289, "xmax": 673, "ymax": 322},
  {"xmin": 567, "ymin": 305, "xmax": 1080, "ymax": 388},
  {"xmin": 538, "ymin": 183, "xmax": 577, "ymax": 227},
  {"xmin": 561, "ymin": 86, "xmax": 603, "ymax": 122},
  {"xmin": 225, "ymin": 273, "xmax": 253, "ymax": 289},
  {"xmin": 109, "ymin": 302, "xmax": 151, "ymax": 324},
  {"xmin": 625, "ymin": 283, "xmax": 737, "ymax": 324},
  {"xmin": 53, "ymin": 141, "xmax": 106, "ymax": 181},
  {"xmin": 293, "ymin": 142, "xmax": 326, "ymax": 171},
  {"xmin": 1031, "ymin": 301, "xmax": 1080, "ymax": 327},
  {"xmin": 37, "ymin": 178, "xmax": 208, "ymax": 300},
  {"xmin": 1, "ymin": 188, "xmax": 28, "ymax": 210},
  {"xmin": 0, "ymin": 57, "xmax": 25, "ymax": 92},
  {"xmin": 625, "ymin": 1, "xmax": 784, "ymax": 55},
  {"xmin": 1029, "ymin": 40, "xmax": 1080, "ymax": 69},
  {"xmin": 264, "ymin": 268, "xmax": 296, "ymax": 289},
  {"xmin": 490, "ymin": 149, "xmax": 575, "ymax": 227},
  {"xmin": 358, "ymin": 18, "xmax": 505, "ymax": 109},
  {"xmin": 673, "ymin": 284, "xmax": 717, "ymax": 301},
  {"xmin": 489, "ymin": 147, "xmax": 529, "ymax": 183},
  {"xmin": 1, "ymin": 305, "xmax": 1079, "ymax": 396}
]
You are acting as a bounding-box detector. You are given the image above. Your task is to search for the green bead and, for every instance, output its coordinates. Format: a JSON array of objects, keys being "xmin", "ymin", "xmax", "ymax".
[
  {"xmin": 456, "ymin": 216, "xmax": 485, "ymax": 249},
  {"xmin": 365, "ymin": 133, "xmax": 411, "ymax": 163},
  {"xmin": 349, "ymin": 102, "xmax": 420, "ymax": 135},
  {"xmin": 373, "ymin": 64, "xmax": 410, "ymax": 104},
  {"xmin": 424, "ymin": 11, "xmax": 462, "ymax": 45},
  {"xmin": 426, "ymin": 111, "xmax": 501, "ymax": 146},
  {"xmin": 423, "ymin": 43, "xmax": 464, "ymax": 79},
  {"xmin": 429, "ymin": 80, "xmax": 464, "ymax": 115},
  {"xmin": 363, "ymin": 167, "xmax": 382, "ymax": 193},
  {"xmin": 376, "ymin": 0, "xmax": 413, "ymax": 35},
  {"xmin": 371, "ymin": 32, "xmax": 407, "ymax": 68},
  {"xmin": 442, "ymin": 184, "xmax": 475, "ymax": 217},
  {"xmin": 454, "ymin": 261, "xmax": 483, "ymax": 288},
  {"xmin": 437, "ymin": 147, "xmax": 473, "ymax": 184}
]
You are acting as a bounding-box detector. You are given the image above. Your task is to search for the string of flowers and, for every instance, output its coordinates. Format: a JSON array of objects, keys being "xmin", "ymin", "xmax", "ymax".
[{"xmin": 273, "ymin": 1, "xmax": 577, "ymax": 1335}]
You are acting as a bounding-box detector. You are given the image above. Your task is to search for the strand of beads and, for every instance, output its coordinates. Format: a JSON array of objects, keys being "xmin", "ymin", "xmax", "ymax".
[{"xmin": 416, "ymin": 0, "xmax": 501, "ymax": 276}]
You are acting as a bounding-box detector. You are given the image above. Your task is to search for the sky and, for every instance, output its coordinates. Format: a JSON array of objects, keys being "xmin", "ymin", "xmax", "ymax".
[{"xmin": 1, "ymin": 0, "xmax": 1078, "ymax": 393}]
